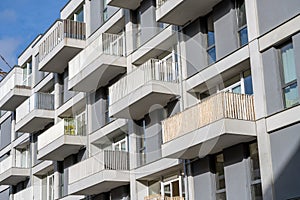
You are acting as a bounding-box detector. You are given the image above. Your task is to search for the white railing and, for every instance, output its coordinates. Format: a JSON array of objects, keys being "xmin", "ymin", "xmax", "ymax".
[
  {"xmin": 0, "ymin": 67, "xmax": 30, "ymax": 99},
  {"xmin": 38, "ymin": 118, "xmax": 86, "ymax": 150},
  {"xmin": 39, "ymin": 19, "xmax": 86, "ymax": 62},
  {"xmin": 0, "ymin": 156, "xmax": 12, "ymax": 174},
  {"xmin": 109, "ymin": 59, "xmax": 178, "ymax": 105},
  {"xmin": 14, "ymin": 187, "xmax": 33, "ymax": 200},
  {"xmin": 69, "ymin": 150, "xmax": 129, "ymax": 184},
  {"xmin": 157, "ymin": 0, "xmax": 169, "ymax": 8},
  {"xmin": 69, "ymin": 32, "xmax": 125, "ymax": 79},
  {"xmin": 16, "ymin": 93, "xmax": 54, "ymax": 122},
  {"xmin": 162, "ymin": 92, "xmax": 255, "ymax": 143}
]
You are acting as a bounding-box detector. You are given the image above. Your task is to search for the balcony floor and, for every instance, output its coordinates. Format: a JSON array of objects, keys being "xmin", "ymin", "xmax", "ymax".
[
  {"xmin": 0, "ymin": 86, "xmax": 31, "ymax": 111},
  {"xmin": 0, "ymin": 168, "xmax": 30, "ymax": 185},
  {"xmin": 37, "ymin": 135, "xmax": 86, "ymax": 161},
  {"xmin": 109, "ymin": 81, "xmax": 179, "ymax": 120},
  {"xmin": 69, "ymin": 54, "xmax": 126, "ymax": 92},
  {"xmin": 68, "ymin": 170, "xmax": 129, "ymax": 195},
  {"xmin": 162, "ymin": 119, "xmax": 257, "ymax": 159},
  {"xmin": 15, "ymin": 110, "xmax": 55, "ymax": 133}
]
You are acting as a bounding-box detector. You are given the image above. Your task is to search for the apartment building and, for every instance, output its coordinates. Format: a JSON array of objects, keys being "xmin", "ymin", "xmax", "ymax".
[{"xmin": 0, "ymin": 0, "xmax": 299, "ymax": 199}]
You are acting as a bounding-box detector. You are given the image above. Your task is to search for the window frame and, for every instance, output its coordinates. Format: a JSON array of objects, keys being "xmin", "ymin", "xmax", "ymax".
[{"xmin": 278, "ymin": 41, "xmax": 299, "ymax": 108}]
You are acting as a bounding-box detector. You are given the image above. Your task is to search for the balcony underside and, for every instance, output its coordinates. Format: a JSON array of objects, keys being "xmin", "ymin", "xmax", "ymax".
[
  {"xmin": 32, "ymin": 160, "xmax": 54, "ymax": 176},
  {"xmin": 90, "ymin": 119, "xmax": 128, "ymax": 145},
  {"xmin": 15, "ymin": 110, "xmax": 55, "ymax": 133},
  {"xmin": 57, "ymin": 93, "xmax": 86, "ymax": 118},
  {"xmin": 107, "ymin": 0, "xmax": 140, "ymax": 10},
  {"xmin": 0, "ymin": 168, "xmax": 30, "ymax": 185},
  {"xmin": 37, "ymin": 135, "xmax": 86, "ymax": 161},
  {"xmin": 156, "ymin": 0, "xmax": 221, "ymax": 26},
  {"xmin": 0, "ymin": 87, "xmax": 31, "ymax": 111},
  {"xmin": 39, "ymin": 39, "xmax": 85, "ymax": 73},
  {"xmin": 69, "ymin": 55, "xmax": 126, "ymax": 92},
  {"xmin": 68, "ymin": 170, "xmax": 129, "ymax": 195},
  {"xmin": 132, "ymin": 26, "xmax": 177, "ymax": 65},
  {"xmin": 109, "ymin": 81, "xmax": 179, "ymax": 120},
  {"xmin": 135, "ymin": 158, "xmax": 181, "ymax": 181},
  {"xmin": 162, "ymin": 119, "xmax": 257, "ymax": 159}
]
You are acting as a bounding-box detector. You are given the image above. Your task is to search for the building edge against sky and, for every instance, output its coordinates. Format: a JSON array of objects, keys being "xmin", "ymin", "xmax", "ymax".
[{"xmin": 0, "ymin": 0, "xmax": 299, "ymax": 199}]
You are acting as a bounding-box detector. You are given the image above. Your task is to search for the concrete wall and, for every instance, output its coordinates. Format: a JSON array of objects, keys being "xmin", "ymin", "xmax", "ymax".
[
  {"xmin": 261, "ymin": 47, "xmax": 283, "ymax": 116},
  {"xmin": 89, "ymin": 88, "xmax": 107, "ymax": 133},
  {"xmin": 214, "ymin": 0, "xmax": 239, "ymax": 60},
  {"xmin": 256, "ymin": 0, "xmax": 300, "ymax": 35},
  {"xmin": 139, "ymin": 0, "xmax": 158, "ymax": 46},
  {"xmin": 223, "ymin": 144, "xmax": 251, "ymax": 200},
  {"xmin": 89, "ymin": 0, "xmax": 102, "ymax": 34},
  {"xmin": 63, "ymin": 69, "xmax": 76, "ymax": 103},
  {"xmin": 0, "ymin": 188, "xmax": 9, "ymax": 200},
  {"xmin": 1, "ymin": 116, "xmax": 12, "ymax": 149},
  {"xmin": 270, "ymin": 123, "xmax": 300, "ymax": 199},
  {"xmin": 183, "ymin": 18, "xmax": 207, "ymax": 78},
  {"xmin": 191, "ymin": 157, "xmax": 215, "ymax": 200}
]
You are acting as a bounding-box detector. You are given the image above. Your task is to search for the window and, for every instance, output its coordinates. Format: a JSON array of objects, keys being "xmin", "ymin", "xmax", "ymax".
[
  {"xmin": 280, "ymin": 42, "xmax": 299, "ymax": 108},
  {"xmin": 236, "ymin": 0, "xmax": 248, "ymax": 46},
  {"xmin": 103, "ymin": 0, "xmax": 108, "ymax": 22},
  {"xmin": 249, "ymin": 142, "xmax": 262, "ymax": 200},
  {"xmin": 206, "ymin": 14, "xmax": 216, "ymax": 65},
  {"xmin": 222, "ymin": 70, "xmax": 253, "ymax": 95},
  {"xmin": 215, "ymin": 154, "xmax": 226, "ymax": 200},
  {"xmin": 161, "ymin": 174, "xmax": 185, "ymax": 198},
  {"xmin": 75, "ymin": 6, "xmax": 84, "ymax": 22},
  {"xmin": 113, "ymin": 135, "xmax": 127, "ymax": 151}
]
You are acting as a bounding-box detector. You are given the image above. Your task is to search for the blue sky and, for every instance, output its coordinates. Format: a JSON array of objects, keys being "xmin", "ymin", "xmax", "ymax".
[{"xmin": 0, "ymin": 0, "xmax": 69, "ymax": 72}]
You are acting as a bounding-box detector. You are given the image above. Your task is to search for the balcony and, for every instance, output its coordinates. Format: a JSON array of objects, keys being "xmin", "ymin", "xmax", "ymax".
[
  {"xmin": 107, "ymin": 0, "xmax": 140, "ymax": 10},
  {"xmin": 14, "ymin": 187, "xmax": 33, "ymax": 200},
  {"xmin": 145, "ymin": 195, "xmax": 184, "ymax": 200},
  {"xmin": 38, "ymin": 19, "xmax": 86, "ymax": 73},
  {"xmin": 37, "ymin": 118, "xmax": 86, "ymax": 161},
  {"xmin": 0, "ymin": 155, "xmax": 30, "ymax": 185},
  {"xmin": 68, "ymin": 33, "xmax": 126, "ymax": 92},
  {"xmin": 68, "ymin": 150, "xmax": 129, "ymax": 195},
  {"xmin": 156, "ymin": 0, "xmax": 221, "ymax": 26},
  {"xmin": 132, "ymin": 25, "xmax": 177, "ymax": 65},
  {"xmin": 162, "ymin": 92, "xmax": 256, "ymax": 159},
  {"xmin": 15, "ymin": 93, "xmax": 55, "ymax": 133},
  {"xmin": 109, "ymin": 59, "xmax": 179, "ymax": 120},
  {"xmin": 0, "ymin": 67, "xmax": 31, "ymax": 111}
]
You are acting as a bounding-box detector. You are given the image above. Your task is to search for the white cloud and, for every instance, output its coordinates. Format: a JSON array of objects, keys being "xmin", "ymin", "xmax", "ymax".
[
  {"xmin": 0, "ymin": 37, "xmax": 22, "ymax": 72},
  {"xmin": 0, "ymin": 9, "xmax": 17, "ymax": 23}
]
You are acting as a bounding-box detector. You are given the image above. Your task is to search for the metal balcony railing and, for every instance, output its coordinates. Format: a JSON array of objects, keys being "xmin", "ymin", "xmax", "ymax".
[
  {"xmin": 38, "ymin": 19, "xmax": 86, "ymax": 62},
  {"xmin": 162, "ymin": 92, "xmax": 255, "ymax": 143},
  {"xmin": 69, "ymin": 32, "xmax": 125, "ymax": 80},
  {"xmin": 69, "ymin": 150, "xmax": 129, "ymax": 184},
  {"xmin": 16, "ymin": 93, "xmax": 54, "ymax": 122},
  {"xmin": 109, "ymin": 58, "xmax": 178, "ymax": 105}
]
